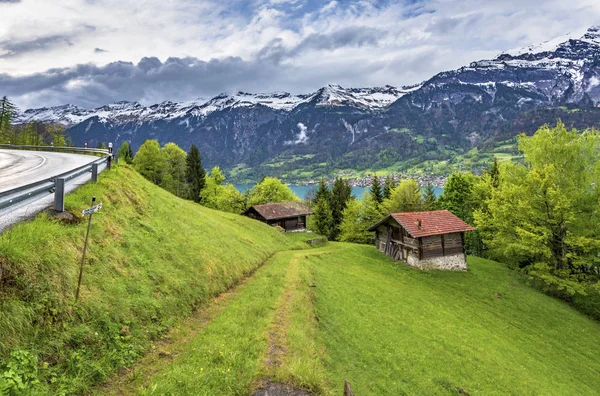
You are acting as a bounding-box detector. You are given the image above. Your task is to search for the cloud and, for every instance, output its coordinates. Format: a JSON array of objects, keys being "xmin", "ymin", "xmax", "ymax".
[
  {"xmin": 0, "ymin": 56, "xmax": 283, "ymax": 108},
  {"xmin": 0, "ymin": 35, "xmax": 73, "ymax": 58},
  {"xmin": 0, "ymin": 0, "xmax": 21, "ymax": 3},
  {"xmin": 257, "ymin": 26, "xmax": 385, "ymax": 63},
  {"xmin": 2, "ymin": 0, "xmax": 600, "ymax": 109},
  {"xmin": 285, "ymin": 122, "xmax": 309, "ymax": 145}
]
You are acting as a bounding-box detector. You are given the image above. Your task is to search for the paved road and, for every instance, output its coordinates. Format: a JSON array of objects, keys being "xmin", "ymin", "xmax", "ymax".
[
  {"xmin": 0, "ymin": 149, "xmax": 96, "ymax": 192},
  {"xmin": 0, "ymin": 149, "xmax": 105, "ymax": 233}
]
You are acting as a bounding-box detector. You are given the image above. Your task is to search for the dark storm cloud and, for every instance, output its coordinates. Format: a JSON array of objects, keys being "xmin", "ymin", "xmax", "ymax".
[
  {"xmin": 0, "ymin": 35, "xmax": 73, "ymax": 58},
  {"xmin": 256, "ymin": 26, "xmax": 385, "ymax": 63},
  {"xmin": 296, "ymin": 26, "xmax": 383, "ymax": 52},
  {"xmin": 0, "ymin": 56, "xmax": 282, "ymax": 108}
]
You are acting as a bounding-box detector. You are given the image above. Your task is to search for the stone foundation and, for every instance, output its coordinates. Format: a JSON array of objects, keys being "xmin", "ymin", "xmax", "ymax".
[{"xmin": 406, "ymin": 252, "xmax": 467, "ymax": 271}]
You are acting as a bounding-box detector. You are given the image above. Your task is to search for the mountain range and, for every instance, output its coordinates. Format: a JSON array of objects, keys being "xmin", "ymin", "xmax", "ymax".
[{"xmin": 18, "ymin": 26, "xmax": 600, "ymax": 182}]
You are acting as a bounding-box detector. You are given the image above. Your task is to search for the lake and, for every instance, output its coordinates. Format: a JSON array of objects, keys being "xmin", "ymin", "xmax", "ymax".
[{"xmin": 235, "ymin": 184, "xmax": 443, "ymax": 200}]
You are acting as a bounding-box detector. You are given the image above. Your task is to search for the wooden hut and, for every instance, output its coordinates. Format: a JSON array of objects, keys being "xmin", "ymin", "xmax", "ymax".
[
  {"xmin": 368, "ymin": 210, "xmax": 474, "ymax": 270},
  {"xmin": 243, "ymin": 201, "xmax": 313, "ymax": 232}
]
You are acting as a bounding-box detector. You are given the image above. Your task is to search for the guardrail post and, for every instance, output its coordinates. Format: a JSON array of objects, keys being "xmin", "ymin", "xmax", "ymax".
[
  {"xmin": 55, "ymin": 178, "xmax": 65, "ymax": 212},
  {"xmin": 91, "ymin": 163, "xmax": 99, "ymax": 182},
  {"xmin": 107, "ymin": 155, "xmax": 112, "ymax": 170}
]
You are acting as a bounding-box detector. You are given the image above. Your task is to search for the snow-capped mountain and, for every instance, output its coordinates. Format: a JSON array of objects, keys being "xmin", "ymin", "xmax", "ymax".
[
  {"xmin": 18, "ymin": 85, "xmax": 410, "ymax": 126},
  {"xmin": 18, "ymin": 26, "xmax": 600, "ymax": 181}
]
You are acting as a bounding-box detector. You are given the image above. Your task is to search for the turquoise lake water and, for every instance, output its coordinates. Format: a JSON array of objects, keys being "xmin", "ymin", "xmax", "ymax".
[{"xmin": 235, "ymin": 185, "xmax": 443, "ymax": 201}]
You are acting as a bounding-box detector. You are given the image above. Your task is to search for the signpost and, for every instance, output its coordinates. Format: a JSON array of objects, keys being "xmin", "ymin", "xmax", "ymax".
[{"xmin": 76, "ymin": 197, "xmax": 102, "ymax": 302}]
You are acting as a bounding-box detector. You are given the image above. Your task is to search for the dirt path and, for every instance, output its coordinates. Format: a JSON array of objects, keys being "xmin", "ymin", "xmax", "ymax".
[
  {"xmin": 93, "ymin": 254, "xmax": 275, "ymax": 395},
  {"xmin": 94, "ymin": 245, "xmax": 340, "ymax": 395}
]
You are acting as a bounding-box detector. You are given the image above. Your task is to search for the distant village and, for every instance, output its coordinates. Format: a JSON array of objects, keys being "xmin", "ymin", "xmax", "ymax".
[{"xmin": 298, "ymin": 173, "xmax": 446, "ymax": 188}]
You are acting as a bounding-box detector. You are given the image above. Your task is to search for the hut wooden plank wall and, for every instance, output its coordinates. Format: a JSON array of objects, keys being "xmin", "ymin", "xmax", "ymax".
[
  {"xmin": 369, "ymin": 210, "xmax": 474, "ymax": 270},
  {"xmin": 243, "ymin": 201, "xmax": 313, "ymax": 232}
]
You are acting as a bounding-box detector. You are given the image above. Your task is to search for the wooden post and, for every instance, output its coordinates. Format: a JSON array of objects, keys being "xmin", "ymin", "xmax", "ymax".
[
  {"xmin": 344, "ymin": 380, "xmax": 355, "ymax": 396},
  {"xmin": 76, "ymin": 197, "xmax": 95, "ymax": 302}
]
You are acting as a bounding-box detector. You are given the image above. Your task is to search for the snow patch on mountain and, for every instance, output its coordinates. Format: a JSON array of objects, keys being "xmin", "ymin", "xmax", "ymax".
[{"xmin": 17, "ymin": 85, "xmax": 410, "ymax": 126}]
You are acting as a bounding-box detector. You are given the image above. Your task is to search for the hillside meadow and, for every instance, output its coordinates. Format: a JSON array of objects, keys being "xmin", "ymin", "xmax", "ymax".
[
  {"xmin": 99, "ymin": 243, "xmax": 600, "ymax": 395},
  {"xmin": 0, "ymin": 165, "xmax": 599, "ymax": 395},
  {"xmin": 0, "ymin": 166, "xmax": 306, "ymax": 394}
]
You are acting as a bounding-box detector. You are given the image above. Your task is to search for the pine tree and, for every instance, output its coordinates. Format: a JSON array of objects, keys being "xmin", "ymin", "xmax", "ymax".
[
  {"xmin": 370, "ymin": 175, "xmax": 383, "ymax": 205},
  {"xmin": 383, "ymin": 175, "xmax": 397, "ymax": 200},
  {"xmin": 312, "ymin": 196, "xmax": 333, "ymax": 238},
  {"xmin": 117, "ymin": 141, "xmax": 133, "ymax": 164},
  {"xmin": 423, "ymin": 184, "xmax": 438, "ymax": 210},
  {"xmin": 488, "ymin": 156, "xmax": 500, "ymax": 188},
  {"xmin": 329, "ymin": 177, "xmax": 353, "ymax": 240},
  {"xmin": 185, "ymin": 144, "xmax": 206, "ymax": 203},
  {"xmin": 0, "ymin": 96, "xmax": 18, "ymax": 143},
  {"xmin": 313, "ymin": 178, "xmax": 330, "ymax": 204}
]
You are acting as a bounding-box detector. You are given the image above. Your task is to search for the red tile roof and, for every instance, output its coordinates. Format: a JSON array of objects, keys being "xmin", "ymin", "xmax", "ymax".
[
  {"xmin": 369, "ymin": 210, "xmax": 475, "ymax": 238},
  {"xmin": 244, "ymin": 201, "xmax": 313, "ymax": 221}
]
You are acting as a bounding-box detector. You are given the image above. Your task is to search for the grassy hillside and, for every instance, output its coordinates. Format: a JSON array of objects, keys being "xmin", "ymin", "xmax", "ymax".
[
  {"xmin": 100, "ymin": 242, "xmax": 600, "ymax": 395},
  {"xmin": 0, "ymin": 166, "xmax": 306, "ymax": 394},
  {"xmin": 310, "ymin": 244, "xmax": 600, "ymax": 395}
]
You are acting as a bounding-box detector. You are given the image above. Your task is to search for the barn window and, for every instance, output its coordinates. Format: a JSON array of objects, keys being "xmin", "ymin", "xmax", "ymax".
[{"xmin": 392, "ymin": 227, "xmax": 401, "ymax": 240}]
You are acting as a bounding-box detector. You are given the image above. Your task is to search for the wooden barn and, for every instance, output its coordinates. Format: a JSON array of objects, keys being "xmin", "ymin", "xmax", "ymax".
[
  {"xmin": 243, "ymin": 201, "xmax": 313, "ymax": 232},
  {"xmin": 368, "ymin": 210, "xmax": 475, "ymax": 270}
]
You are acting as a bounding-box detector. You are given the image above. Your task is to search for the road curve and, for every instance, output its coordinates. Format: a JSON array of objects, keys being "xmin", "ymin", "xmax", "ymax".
[{"xmin": 0, "ymin": 149, "xmax": 97, "ymax": 192}]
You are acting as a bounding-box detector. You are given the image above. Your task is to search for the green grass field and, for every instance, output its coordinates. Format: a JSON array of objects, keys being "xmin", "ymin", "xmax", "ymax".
[
  {"xmin": 2, "ymin": 166, "xmax": 599, "ymax": 395},
  {"xmin": 96, "ymin": 243, "xmax": 600, "ymax": 395},
  {"xmin": 0, "ymin": 166, "xmax": 306, "ymax": 394}
]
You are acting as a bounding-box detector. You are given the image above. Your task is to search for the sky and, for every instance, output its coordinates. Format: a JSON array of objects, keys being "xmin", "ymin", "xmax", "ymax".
[{"xmin": 1, "ymin": 0, "xmax": 600, "ymax": 109}]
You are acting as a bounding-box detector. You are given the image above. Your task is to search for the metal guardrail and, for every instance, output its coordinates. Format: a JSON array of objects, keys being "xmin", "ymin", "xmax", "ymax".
[
  {"xmin": 0, "ymin": 144, "xmax": 109, "ymax": 156},
  {"xmin": 0, "ymin": 145, "xmax": 112, "ymax": 214}
]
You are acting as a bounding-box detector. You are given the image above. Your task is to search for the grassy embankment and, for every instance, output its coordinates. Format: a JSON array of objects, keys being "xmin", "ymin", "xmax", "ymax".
[
  {"xmin": 105, "ymin": 243, "xmax": 600, "ymax": 395},
  {"xmin": 0, "ymin": 165, "xmax": 307, "ymax": 394}
]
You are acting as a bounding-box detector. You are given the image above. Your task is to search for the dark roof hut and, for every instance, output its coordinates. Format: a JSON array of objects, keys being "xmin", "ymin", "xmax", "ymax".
[
  {"xmin": 243, "ymin": 201, "xmax": 313, "ymax": 232},
  {"xmin": 368, "ymin": 210, "xmax": 475, "ymax": 270}
]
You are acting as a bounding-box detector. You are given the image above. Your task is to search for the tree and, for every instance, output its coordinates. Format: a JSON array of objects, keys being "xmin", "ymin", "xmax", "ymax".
[
  {"xmin": 313, "ymin": 178, "xmax": 330, "ymax": 205},
  {"xmin": 117, "ymin": 141, "xmax": 134, "ymax": 164},
  {"xmin": 329, "ymin": 177, "xmax": 353, "ymax": 240},
  {"xmin": 185, "ymin": 144, "xmax": 206, "ymax": 203},
  {"xmin": 0, "ymin": 96, "xmax": 18, "ymax": 143},
  {"xmin": 369, "ymin": 175, "xmax": 383, "ymax": 205},
  {"xmin": 488, "ymin": 156, "xmax": 500, "ymax": 188},
  {"xmin": 247, "ymin": 177, "xmax": 298, "ymax": 206},
  {"xmin": 312, "ymin": 195, "xmax": 333, "ymax": 238},
  {"xmin": 132, "ymin": 139, "xmax": 166, "ymax": 185},
  {"xmin": 438, "ymin": 172, "xmax": 483, "ymax": 255},
  {"xmin": 339, "ymin": 191, "xmax": 382, "ymax": 244},
  {"xmin": 52, "ymin": 131, "xmax": 66, "ymax": 147},
  {"xmin": 382, "ymin": 179, "xmax": 424, "ymax": 213},
  {"xmin": 437, "ymin": 172, "xmax": 479, "ymax": 222},
  {"xmin": 161, "ymin": 142, "xmax": 188, "ymax": 198},
  {"xmin": 474, "ymin": 122, "xmax": 600, "ymax": 295},
  {"xmin": 339, "ymin": 199, "xmax": 367, "ymax": 243},
  {"xmin": 383, "ymin": 175, "xmax": 397, "ymax": 200},
  {"xmin": 423, "ymin": 184, "xmax": 438, "ymax": 210},
  {"xmin": 200, "ymin": 166, "xmax": 245, "ymax": 213}
]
